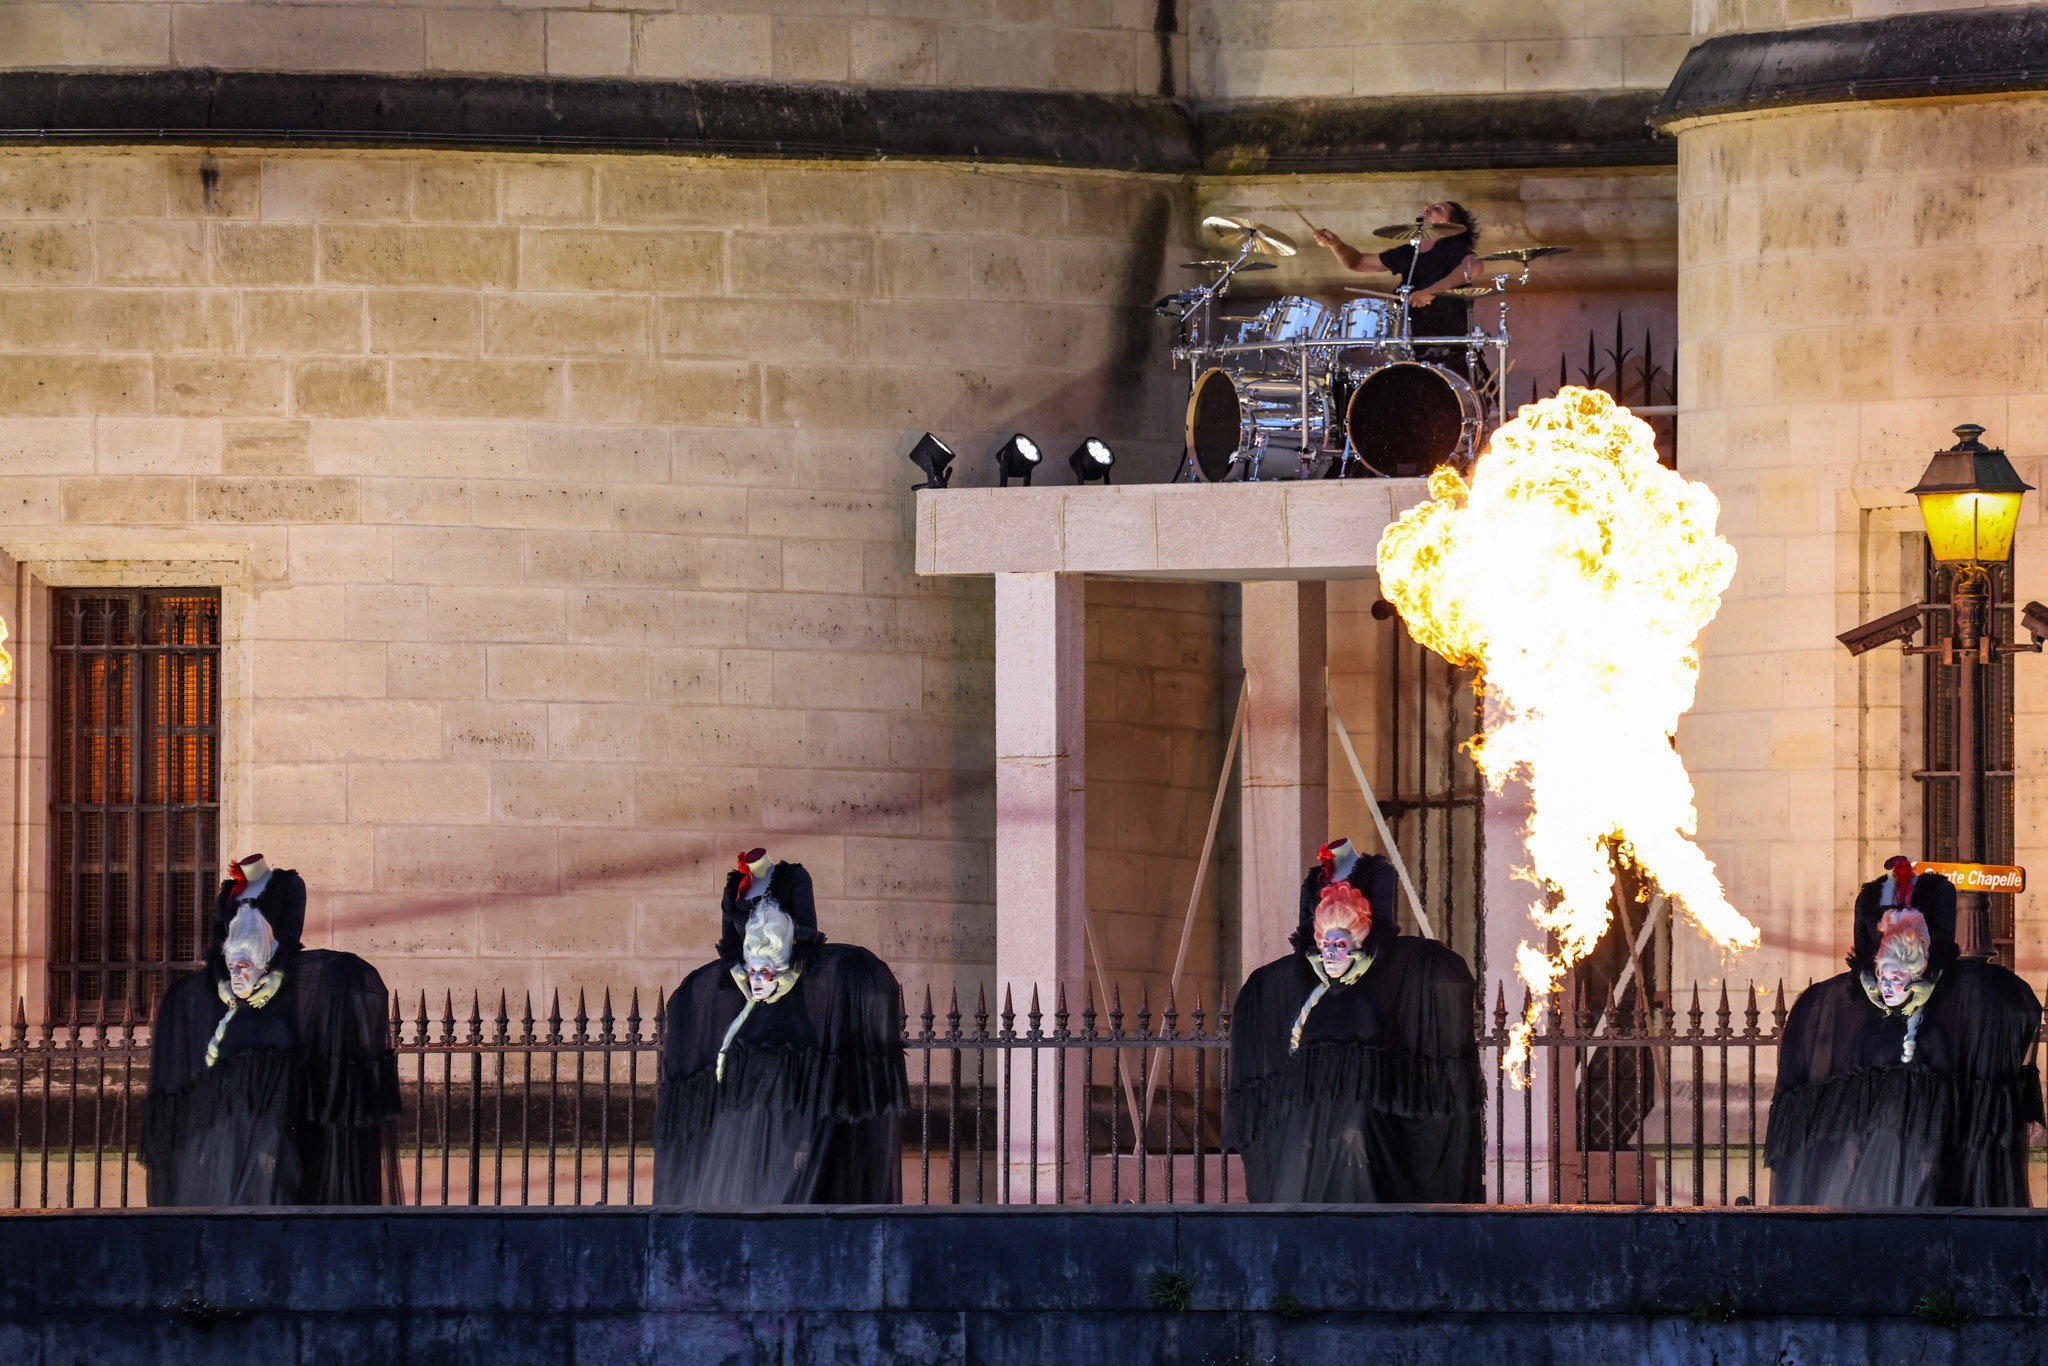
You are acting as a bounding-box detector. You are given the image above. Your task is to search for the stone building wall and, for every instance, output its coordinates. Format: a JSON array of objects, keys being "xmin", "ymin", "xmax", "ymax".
[
  {"xmin": 0, "ymin": 0, "xmax": 1178, "ymax": 93},
  {"xmin": 1672, "ymin": 96, "xmax": 2048, "ymax": 987},
  {"xmin": 0, "ymin": 146, "xmax": 1189, "ymax": 1012},
  {"xmin": 1084, "ymin": 578, "xmax": 1231, "ymax": 1011},
  {"xmin": 1690, "ymin": 0, "xmax": 1996, "ymax": 40},
  {"xmin": 1187, "ymin": 0, "xmax": 1691, "ymax": 101}
]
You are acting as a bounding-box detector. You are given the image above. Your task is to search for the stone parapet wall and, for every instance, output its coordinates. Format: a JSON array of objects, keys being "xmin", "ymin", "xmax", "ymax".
[
  {"xmin": 8, "ymin": 1206, "xmax": 2048, "ymax": 1360},
  {"xmin": 0, "ymin": 0, "xmax": 1176, "ymax": 94},
  {"xmin": 1188, "ymin": 0, "xmax": 1691, "ymax": 101},
  {"xmin": 0, "ymin": 146, "xmax": 1189, "ymax": 1010}
]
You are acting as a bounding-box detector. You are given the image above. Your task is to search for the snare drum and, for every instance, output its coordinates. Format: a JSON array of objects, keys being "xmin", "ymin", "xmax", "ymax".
[{"xmin": 1251, "ymin": 295, "xmax": 1331, "ymax": 345}]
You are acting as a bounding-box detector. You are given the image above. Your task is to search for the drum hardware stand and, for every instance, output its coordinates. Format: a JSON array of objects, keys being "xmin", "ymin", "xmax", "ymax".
[{"xmin": 1227, "ymin": 435, "xmax": 1273, "ymax": 481}]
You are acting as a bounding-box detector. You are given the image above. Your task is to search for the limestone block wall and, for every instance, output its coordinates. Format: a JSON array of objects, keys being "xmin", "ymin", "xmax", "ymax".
[
  {"xmin": 1187, "ymin": 0, "xmax": 1691, "ymax": 101},
  {"xmin": 1691, "ymin": 0, "xmax": 1994, "ymax": 41},
  {"xmin": 1197, "ymin": 169, "xmax": 1679, "ymax": 298},
  {"xmin": 0, "ymin": 146, "xmax": 1188, "ymax": 1012},
  {"xmin": 1083, "ymin": 578, "xmax": 1230, "ymax": 1011},
  {"xmin": 1674, "ymin": 98, "xmax": 2048, "ymax": 987},
  {"xmin": 0, "ymin": 0, "xmax": 1176, "ymax": 93}
]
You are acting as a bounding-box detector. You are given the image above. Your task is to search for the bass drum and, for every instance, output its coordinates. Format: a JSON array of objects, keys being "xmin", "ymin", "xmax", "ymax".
[
  {"xmin": 1340, "ymin": 361, "xmax": 1482, "ymax": 477},
  {"xmin": 1184, "ymin": 367, "xmax": 1243, "ymax": 482},
  {"xmin": 1186, "ymin": 367, "xmax": 1331, "ymax": 481}
]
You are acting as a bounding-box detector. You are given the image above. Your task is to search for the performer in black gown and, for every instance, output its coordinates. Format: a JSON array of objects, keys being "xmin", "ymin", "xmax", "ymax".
[
  {"xmin": 655, "ymin": 848, "xmax": 908, "ymax": 1205},
  {"xmin": 1225, "ymin": 838, "xmax": 1483, "ymax": 1202},
  {"xmin": 142, "ymin": 853, "xmax": 401, "ymax": 1205},
  {"xmin": 1767, "ymin": 859, "xmax": 2042, "ymax": 1206}
]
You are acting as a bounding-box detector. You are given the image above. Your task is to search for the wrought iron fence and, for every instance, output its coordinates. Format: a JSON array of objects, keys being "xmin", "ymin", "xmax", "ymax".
[{"xmin": 5, "ymin": 978, "xmax": 2040, "ymax": 1212}]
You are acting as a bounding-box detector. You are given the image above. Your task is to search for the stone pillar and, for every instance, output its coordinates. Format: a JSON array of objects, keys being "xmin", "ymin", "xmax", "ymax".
[
  {"xmin": 993, "ymin": 571, "xmax": 1085, "ymax": 1201},
  {"xmin": 993, "ymin": 571, "xmax": 1087, "ymax": 993},
  {"xmin": 1661, "ymin": 9, "xmax": 2048, "ymax": 986},
  {"xmin": 1238, "ymin": 581, "xmax": 1328, "ymax": 971}
]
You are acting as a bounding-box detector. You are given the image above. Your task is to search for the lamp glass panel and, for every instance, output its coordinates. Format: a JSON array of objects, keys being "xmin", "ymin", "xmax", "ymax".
[{"xmin": 1918, "ymin": 489, "xmax": 2024, "ymax": 563}]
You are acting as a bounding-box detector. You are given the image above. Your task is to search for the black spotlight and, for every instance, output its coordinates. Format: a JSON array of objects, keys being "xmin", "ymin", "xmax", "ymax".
[
  {"xmin": 1068, "ymin": 438, "xmax": 1114, "ymax": 485},
  {"xmin": 906, "ymin": 432, "xmax": 954, "ymax": 489},
  {"xmin": 992, "ymin": 433, "xmax": 1042, "ymax": 487}
]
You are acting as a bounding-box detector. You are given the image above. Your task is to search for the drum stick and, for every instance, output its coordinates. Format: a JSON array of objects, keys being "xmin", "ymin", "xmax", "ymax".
[{"xmin": 1273, "ymin": 199, "xmax": 1319, "ymax": 235}]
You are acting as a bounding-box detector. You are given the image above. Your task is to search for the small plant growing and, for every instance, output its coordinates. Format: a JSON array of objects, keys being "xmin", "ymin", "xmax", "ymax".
[
  {"xmin": 1147, "ymin": 1268, "xmax": 1195, "ymax": 1312},
  {"xmin": 1915, "ymin": 1287, "xmax": 1966, "ymax": 1329},
  {"xmin": 1683, "ymin": 1289, "xmax": 1738, "ymax": 1325},
  {"xmin": 1273, "ymin": 1292, "xmax": 1307, "ymax": 1321}
]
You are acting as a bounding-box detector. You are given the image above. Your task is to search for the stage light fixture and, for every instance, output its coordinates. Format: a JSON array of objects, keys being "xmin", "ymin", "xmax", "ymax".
[
  {"xmin": 1068, "ymin": 438, "xmax": 1115, "ymax": 485},
  {"xmin": 906, "ymin": 433, "xmax": 954, "ymax": 490},
  {"xmin": 993, "ymin": 434, "xmax": 1041, "ymax": 487}
]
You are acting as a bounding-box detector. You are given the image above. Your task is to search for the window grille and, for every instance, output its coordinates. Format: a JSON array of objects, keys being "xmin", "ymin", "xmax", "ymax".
[
  {"xmin": 49, "ymin": 590, "xmax": 220, "ymax": 1022},
  {"xmin": 1920, "ymin": 557, "xmax": 2017, "ymax": 965}
]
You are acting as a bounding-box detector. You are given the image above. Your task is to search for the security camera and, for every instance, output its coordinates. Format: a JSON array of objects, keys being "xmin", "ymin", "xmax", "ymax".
[
  {"xmin": 1837, "ymin": 603, "xmax": 1927, "ymax": 657},
  {"xmin": 2021, "ymin": 601, "xmax": 2048, "ymax": 645}
]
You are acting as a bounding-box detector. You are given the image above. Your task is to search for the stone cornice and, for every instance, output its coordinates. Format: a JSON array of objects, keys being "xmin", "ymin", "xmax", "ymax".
[
  {"xmin": 0, "ymin": 70, "xmax": 1672, "ymax": 175},
  {"xmin": 1655, "ymin": 5, "xmax": 2048, "ymax": 130},
  {"xmin": 1195, "ymin": 90, "xmax": 1671, "ymax": 174},
  {"xmin": 0, "ymin": 70, "xmax": 1197, "ymax": 170}
]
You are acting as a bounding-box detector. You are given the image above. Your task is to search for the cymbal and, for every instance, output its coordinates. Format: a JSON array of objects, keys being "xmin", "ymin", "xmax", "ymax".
[
  {"xmin": 1444, "ymin": 285, "xmax": 1501, "ymax": 299},
  {"xmin": 1202, "ymin": 215, "xmax": 1298, "ymax": 257},
  {"xmin": 1372, "ymin": 220, "xmax": 1462, "ymax": 241},
  {"xmin": 1179, "ymin": 260, "xmax": 1276, "ymax": 272},
  {"xmin": 1479, "ymin": 246, "xmax": 1573, "ymax": 263}
]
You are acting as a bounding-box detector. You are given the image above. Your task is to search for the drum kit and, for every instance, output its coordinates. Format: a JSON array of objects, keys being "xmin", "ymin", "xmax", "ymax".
[{"xmin": 1158, "ymin": 213, "xmax": 1572, "ymax": 482}]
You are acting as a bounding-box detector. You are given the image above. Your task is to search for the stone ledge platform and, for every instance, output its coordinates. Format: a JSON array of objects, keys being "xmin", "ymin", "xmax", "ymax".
[
  {"xmin": 915, "ymin": 479, "xmax": 1431, "ymax": 581},
  {"xmin": 4, "ymin": 1205, "xmax": 2045, "ymax": 1362}
]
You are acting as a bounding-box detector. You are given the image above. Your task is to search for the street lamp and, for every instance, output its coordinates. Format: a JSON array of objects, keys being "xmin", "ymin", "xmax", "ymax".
[{"xmin": 1839, "ymin": 423, "xmax": 2044, "ymax": 959}]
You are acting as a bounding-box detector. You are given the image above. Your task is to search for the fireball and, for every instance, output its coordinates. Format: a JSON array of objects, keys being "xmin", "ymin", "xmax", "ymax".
[{"xmin": 1376, "ymin": 387, "xmax": 1757, "ymax": 1082}]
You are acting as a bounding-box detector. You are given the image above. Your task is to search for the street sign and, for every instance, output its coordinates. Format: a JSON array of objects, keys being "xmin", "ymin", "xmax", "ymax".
[{"xmin": 1914, "ymin": 861, "xmax": 2026, "ymax": 894}]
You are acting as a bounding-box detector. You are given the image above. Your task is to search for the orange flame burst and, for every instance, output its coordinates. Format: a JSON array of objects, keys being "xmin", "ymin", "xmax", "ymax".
[{"xmin": 1375, "ymin": 387, "xmax": 1757, "ymax": 1084}]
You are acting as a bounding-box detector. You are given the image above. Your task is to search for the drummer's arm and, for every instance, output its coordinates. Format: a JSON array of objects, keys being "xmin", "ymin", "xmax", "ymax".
[
  {"xmin": 1410, "ymin": 254, "xmax": 1477, "ymax": 307},
  {"xmin": 1312, "ymin": 229, "xmax": 1372, "ymax": 273}
]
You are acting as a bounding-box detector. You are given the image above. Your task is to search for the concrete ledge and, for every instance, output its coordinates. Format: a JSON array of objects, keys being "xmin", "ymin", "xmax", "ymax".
[
  {"xmin": 1655, "ymin": 5, "xmax": 2048, "ymax": 129},
  {"xmin": 915, "ymin": 480, "xmax": 1428, "ymax": 582},
  {"xmin": 4, "ymin": 1206, "xmax": 2048, "ymax": 1361}
]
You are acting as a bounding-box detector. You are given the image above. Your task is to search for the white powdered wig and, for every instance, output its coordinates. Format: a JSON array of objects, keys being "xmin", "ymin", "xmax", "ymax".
[
  {"xmin": 223, "ymin": 903, "xmax": 277, "ymax": 975},
  {"xmin": 742, "ymin": 899, "xmax": 796, "ymax": 973},
  {"xmin": 1874, "ymin": 908, "xmax": 1930, "ymax": 981}
]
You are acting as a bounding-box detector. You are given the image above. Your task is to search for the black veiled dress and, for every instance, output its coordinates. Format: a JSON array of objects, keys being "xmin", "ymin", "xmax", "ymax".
[
  {"xmin": 141, "ymin": 870, "xmax": 402, "ymax": 1206},
  {"xmin": 654, "ymin": 861, "xmax": 908, "ymax": 1206},
  {"xmin": 1767, "ymin": 873, "xmax": 2042, "ymax": 1207},
  {"xmin": 1224, "ymin": 854, "xmax": 1484, "ymax": 1203}
]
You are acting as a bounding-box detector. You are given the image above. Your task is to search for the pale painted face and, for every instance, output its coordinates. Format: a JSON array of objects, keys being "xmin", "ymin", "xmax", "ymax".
[
  {"xmin": 227, "ymin": 950, "xmax": 264, "ymax": 999},
  {"xmin": 221, "ymin": 904, "xmax": 275, "ymax": 1001},
  {"xmin": 1318, "ymin": 927, "xmax": 1356, "ymax": 975},
  {"xmin": 1877, "ymin": 964, "xmax": 1914, "ymax": 1008},
  {"xmin": 746, "ymin": 960, "xmax": 779, "ymax": 1000}
]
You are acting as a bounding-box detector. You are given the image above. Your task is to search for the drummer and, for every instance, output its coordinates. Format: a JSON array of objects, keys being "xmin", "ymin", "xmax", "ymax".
[{"xmin": 1313, "ymin": 202, "xmax": 1479, "ymax": 369}]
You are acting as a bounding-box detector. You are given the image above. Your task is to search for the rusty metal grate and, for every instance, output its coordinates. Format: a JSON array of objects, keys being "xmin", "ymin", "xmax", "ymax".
[{"xmin": 49, "ymin": 590, "xmax": 220, "ymax": 1023}]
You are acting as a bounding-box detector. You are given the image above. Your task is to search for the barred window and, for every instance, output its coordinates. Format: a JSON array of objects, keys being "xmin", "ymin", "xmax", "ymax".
[
  {"xmin": 1921, "ymin": 557, "xmax": 2017, "ymax": 966},
  {"xmin": 50, "ymin": 590, "xmax": 221, "ymax": 1023}
]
